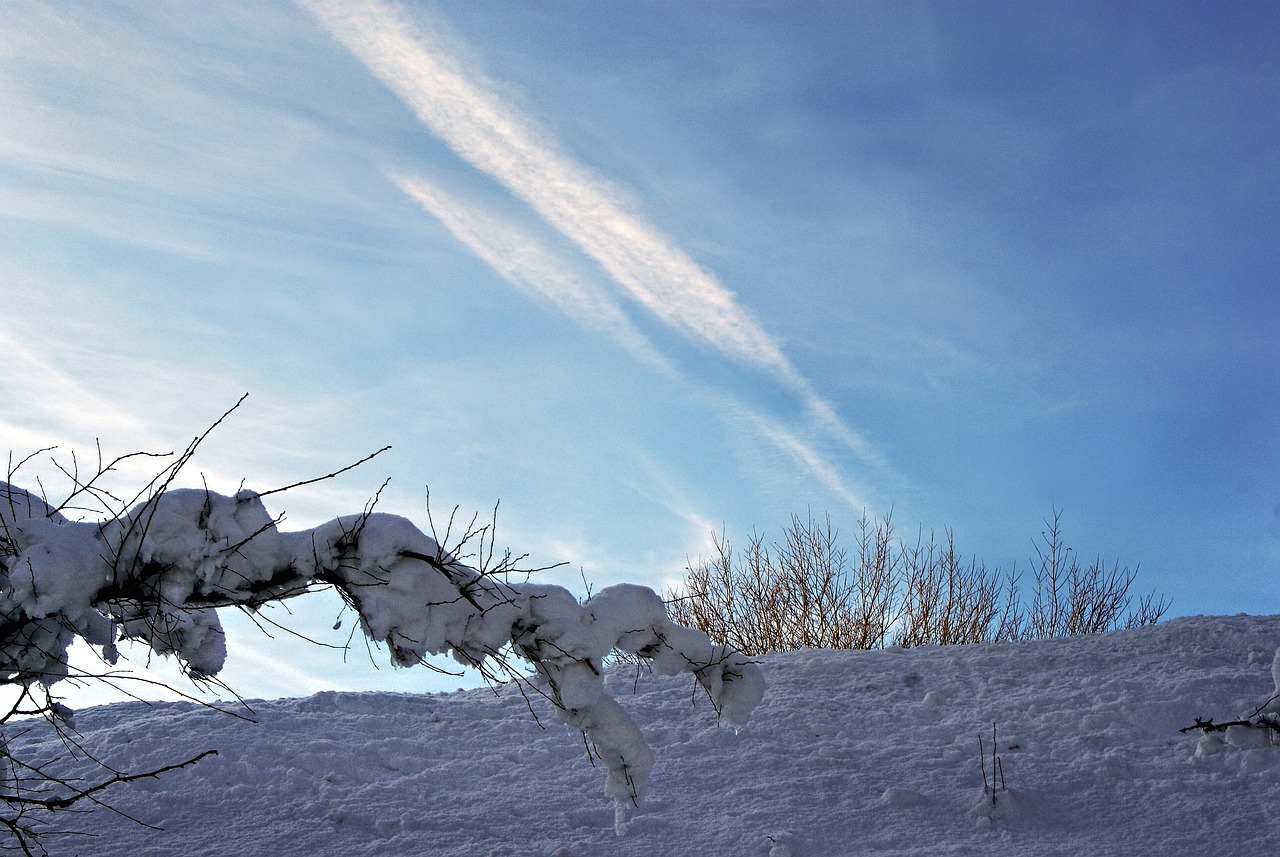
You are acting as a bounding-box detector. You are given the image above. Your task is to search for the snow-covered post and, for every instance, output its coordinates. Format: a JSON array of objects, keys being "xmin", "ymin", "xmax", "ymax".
[{"xmin": 1, "ymin": 480, "xmax": 764, "ymax": 827}]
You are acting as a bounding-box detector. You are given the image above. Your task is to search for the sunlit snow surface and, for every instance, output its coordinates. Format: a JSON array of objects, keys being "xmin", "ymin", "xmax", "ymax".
[{"xmin": 19, "ymin": 614, "xmax": 1280, "ymax": 856}]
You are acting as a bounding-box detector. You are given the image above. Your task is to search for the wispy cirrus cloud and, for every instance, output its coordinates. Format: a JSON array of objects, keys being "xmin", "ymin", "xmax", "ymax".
[
  {"xmin": 0, "ymin": 327, "xmax": 153, "ymax": 454},
  {"xmin": 728, "ymin": 401, "xmax": 871, "ymax": 513},
  {"xmin": 302, "ymin": 0, "xmax": 886, "ymax": 508},
  {"xmin": 303, "ymin": 0, "xmax": 796, "ymax": 380},
  {"xmin": 392, "ymin": 169, "xmax": 879, "ymax": 512},
  {"xmin": 389, "ymin": 171, "xmax": 670, "ymax": 370}
]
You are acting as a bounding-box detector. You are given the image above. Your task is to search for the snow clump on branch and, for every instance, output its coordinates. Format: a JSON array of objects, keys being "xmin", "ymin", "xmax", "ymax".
[{"xmin": 0, "ymin": 481, "xmax": 764, "ymax": 819}]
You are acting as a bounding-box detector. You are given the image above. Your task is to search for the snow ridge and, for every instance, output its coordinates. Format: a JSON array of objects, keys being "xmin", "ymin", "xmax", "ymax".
[{"xmin": 13, "ymin": 614, "xmax": 1280, "ymax": 856}]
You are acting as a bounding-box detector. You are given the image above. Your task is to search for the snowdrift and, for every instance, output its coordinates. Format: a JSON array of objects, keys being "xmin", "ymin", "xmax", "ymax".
[{"xmin": 16, "ymin": 614, "xmax": 1280, "ymax": 856}]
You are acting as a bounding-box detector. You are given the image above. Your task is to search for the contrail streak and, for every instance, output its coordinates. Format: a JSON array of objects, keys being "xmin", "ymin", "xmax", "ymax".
[
  {"xmin": 304, "ymin": 0, "xmax": 796, "ymax": 381},
  {"xmin": 303, "ymin": 0, "xmax": 886, "ymax": 492},
  {"xmin": 728, "ymin": 400, "xmax": 871, "ymax": 514},
  {"xmin": 390, "ymin": 171, "xmax": 670, "ymax": 370}
]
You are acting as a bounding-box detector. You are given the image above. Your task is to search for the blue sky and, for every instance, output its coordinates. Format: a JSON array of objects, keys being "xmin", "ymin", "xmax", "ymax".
[{"xmin": 2, "ymin": 1, "xmax": 1277, "ymax": 703}]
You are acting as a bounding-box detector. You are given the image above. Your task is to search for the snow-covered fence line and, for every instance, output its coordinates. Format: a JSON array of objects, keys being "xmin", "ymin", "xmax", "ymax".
[{"xmin": 1, "ymin": 433, "xmax": 763, "ymax": 847}]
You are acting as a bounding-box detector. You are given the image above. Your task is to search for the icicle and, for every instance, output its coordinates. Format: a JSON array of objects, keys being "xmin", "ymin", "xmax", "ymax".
[{"xmin": 613, "ymin": 798, "xmax": 629, "ymax": 837}]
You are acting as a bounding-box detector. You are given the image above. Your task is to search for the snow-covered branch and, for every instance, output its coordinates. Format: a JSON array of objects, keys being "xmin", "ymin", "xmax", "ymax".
[{"xmin": 0, "ymin": 480, "xmax": 764, "ymax": 819}]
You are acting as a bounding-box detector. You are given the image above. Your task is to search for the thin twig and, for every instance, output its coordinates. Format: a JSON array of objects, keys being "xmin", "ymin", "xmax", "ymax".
[{"xmin": 258, "ymin": 446, "xmax": 392, "ymax": 497}]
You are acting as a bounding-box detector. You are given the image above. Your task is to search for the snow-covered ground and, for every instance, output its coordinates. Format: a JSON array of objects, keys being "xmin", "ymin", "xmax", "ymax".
[{"xmin": 16, "ymin": 614, "xmax": 1280, "ymax": 856}]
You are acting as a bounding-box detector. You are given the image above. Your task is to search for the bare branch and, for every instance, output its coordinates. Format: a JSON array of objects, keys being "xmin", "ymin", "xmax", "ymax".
[{"xmin": 258, "ymin": 445, "xmax": 392, "ymax": 498}]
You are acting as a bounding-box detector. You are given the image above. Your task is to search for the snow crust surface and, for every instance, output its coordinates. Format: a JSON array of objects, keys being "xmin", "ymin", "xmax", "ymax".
[{"xmin": 15, "ymin": 614, "xmax": 1280, "ymax": 856}]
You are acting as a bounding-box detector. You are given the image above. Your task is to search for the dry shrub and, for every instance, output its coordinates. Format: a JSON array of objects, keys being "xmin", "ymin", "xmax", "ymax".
[
  {"xmin": 668, "ymin": 513, "xmax": 898, "ymax": 656},
  {"xmin": 894, "ymin": 527, "xmax": 1022, "ymax": 647},
  {"xmin": 668, "ymin": 508, "xmax": 1167, "ymax": 655},
  {"xmin": 1025, "ymin": 508, "xmax": 1169, "ymax": 637}
]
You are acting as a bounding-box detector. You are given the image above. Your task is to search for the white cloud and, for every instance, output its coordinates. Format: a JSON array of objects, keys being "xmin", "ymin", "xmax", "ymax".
[
  {"xmin": 389, "ymin": 171, "xmax": 670, "ymax": 370},
  {"xmin": 302, "ymin": 0, "xmax": 886, "ymax": 502},
  {"xmin": 802, "ymin": 393, "xmax": 889, "ymax": 472},
  {"xmin": 734, "ymin": 404, "xmax": 871, "ymax": 515},
  {"xmin": 304, "ymin": 0, "xmax": 791, "ymax": 377},
  {"xmin": 0, "ymin": 327, "xmax": 154, "ymax": 453}
]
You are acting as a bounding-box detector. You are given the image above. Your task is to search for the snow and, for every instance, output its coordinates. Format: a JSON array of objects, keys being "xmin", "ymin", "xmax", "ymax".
[{"xmin": 10, "ymin": 613, "xmax": 1280, "ymax": 856}]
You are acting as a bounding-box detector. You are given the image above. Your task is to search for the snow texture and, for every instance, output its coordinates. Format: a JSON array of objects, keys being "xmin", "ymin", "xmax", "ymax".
[
  {"xmin": 0, "ymin": 483, "xmax": 764, "ymax": 815},
  {"xmin": 9, "ymin": 613, "xmax": 1280, "ymax": 856}
]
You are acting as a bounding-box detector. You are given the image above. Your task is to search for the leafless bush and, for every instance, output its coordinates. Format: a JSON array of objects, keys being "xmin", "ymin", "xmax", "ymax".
[
  {"xmin": 669, "ymin": 508, "xmax": 1167, "ymax": 655},
  {"xmin": 894, "ymin": 528, "xmax": 1022, "ymax": 647},
  {"xmin": 668, "ymin": 512, "xmax": 900, "ymax": 656},
  {"xmin": 1025, "ymin": 509, "xmax": 1169, "ymax": 638}
]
